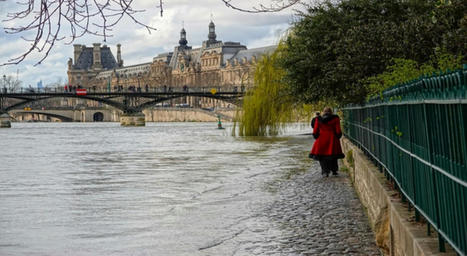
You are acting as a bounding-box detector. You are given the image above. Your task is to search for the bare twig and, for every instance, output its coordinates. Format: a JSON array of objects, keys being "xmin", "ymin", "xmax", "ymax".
[
  {"xmin": 0, "ymin": 0, "xmax": 300, "ymax": 66},
  {"xmin": 220, "ymin": 0, "xmax": 301, "ymax": 13},
  {"xmin": 1, "ymin": 0, "xmax": 160, "ymax": 66}
]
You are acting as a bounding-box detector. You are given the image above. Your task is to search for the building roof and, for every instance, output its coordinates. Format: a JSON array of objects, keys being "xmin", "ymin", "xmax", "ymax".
[
  {"xmin": 87, "ymin": 24, "xmax": 277, "ymax": 80},
  {"xmin": 95, "ymin": 62, "xmax": 151, "ymax": 79},
  {"xmin": 93, "ymin": 44, "xmax": 277, "ymax": 80},
  {"xmin": 73, "ymin": 46, "xmax": 118, "ymax": 70},
  {"xmin": 226, "ymin": 45, "xmax": 277, "ymax": 65}
]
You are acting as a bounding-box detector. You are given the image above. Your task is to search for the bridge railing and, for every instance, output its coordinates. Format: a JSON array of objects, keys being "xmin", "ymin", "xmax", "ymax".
[
  {"xmin": 2, "ymin": 85, "xmax": 247, "ymax": 94},
  {"xmin": 343, "ymin": 65, "xmax": 467, "ymax": 255}
]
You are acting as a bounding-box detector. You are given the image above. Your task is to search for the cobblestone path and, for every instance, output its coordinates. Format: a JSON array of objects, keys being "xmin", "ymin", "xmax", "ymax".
[{"xmin": 250, "ymin": 161, "xmax": 383, "ymax": 255}]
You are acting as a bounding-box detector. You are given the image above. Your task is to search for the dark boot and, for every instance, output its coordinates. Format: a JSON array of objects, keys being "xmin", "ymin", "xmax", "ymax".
[
  {"xmin": 319, "ymin": 160, "xmax": 328, "ymax": 177},
  {"xmin": 331, "ymin": 159, "xmax": 338, "ymax": 176}
]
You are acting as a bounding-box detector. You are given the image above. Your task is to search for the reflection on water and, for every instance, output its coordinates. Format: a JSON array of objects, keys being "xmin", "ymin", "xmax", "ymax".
[{"xmin": 0, "ymin": 122, "xmax": 311, "ymax": 255}]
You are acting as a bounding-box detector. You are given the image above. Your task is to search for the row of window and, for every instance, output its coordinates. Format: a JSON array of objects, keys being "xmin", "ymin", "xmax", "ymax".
[{"xmin": 201, "ymin": 58, "xmax": 219, "ymax": 67}]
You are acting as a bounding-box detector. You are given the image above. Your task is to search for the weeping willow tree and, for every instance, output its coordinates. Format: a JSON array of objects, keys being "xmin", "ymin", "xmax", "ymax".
[{"xmin": 234, "ymin": 43, "xmax": 296, "ymax": 136}]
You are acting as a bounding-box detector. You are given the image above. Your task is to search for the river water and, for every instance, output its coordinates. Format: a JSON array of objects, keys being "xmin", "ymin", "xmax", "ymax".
[{"xmin": 0, "ymin": 122, "xmax": 315, "ymax": 255}]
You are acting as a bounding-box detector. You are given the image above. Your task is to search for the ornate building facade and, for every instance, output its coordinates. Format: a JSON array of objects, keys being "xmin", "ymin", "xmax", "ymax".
[{"xmin": 67, "ymin": 21, "xmax": 276, "ymax": 107}]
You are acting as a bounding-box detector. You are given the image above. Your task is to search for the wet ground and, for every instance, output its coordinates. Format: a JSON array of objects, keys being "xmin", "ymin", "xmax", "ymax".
[
  {"xmin": 1, "ymin": 123, "xmax": 382, "ymax": 255},
  {"xmin": 199, "ymin": 160, "xmax": 383, "ymax": 256},
  {"xmin": 258, "ymin": 162, "xmax": 382, "ymax": 255}
]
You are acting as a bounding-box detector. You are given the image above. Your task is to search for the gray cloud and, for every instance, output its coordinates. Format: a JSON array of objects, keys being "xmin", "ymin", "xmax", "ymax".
[{"xmin": 0, "ymin": 0, "xmax": 301, "ymax": 87}]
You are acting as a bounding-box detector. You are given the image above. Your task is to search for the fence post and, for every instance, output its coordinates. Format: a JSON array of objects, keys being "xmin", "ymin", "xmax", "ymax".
[
  {"xmin": 423, "ymin": 102, "xmax": 445, "ymax": 252},
  {"xmin": 407, "ymin": 103, "xmax": 416, "ymax": 214}
]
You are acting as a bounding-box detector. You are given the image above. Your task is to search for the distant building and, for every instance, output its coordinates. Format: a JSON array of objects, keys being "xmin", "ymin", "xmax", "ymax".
[{"xmin": 67, "ymin": 21, "xmax": 276, "ymax": 108}]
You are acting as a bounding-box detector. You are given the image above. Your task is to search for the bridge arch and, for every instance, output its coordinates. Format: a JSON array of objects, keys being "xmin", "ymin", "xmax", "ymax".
[
  {"xmin": 12, "ymin": 111, "xmax": 73, "ymax": 122},
  {"xmin": 93, "ymin": 112, "xmax": 104, "ymax": 121}
]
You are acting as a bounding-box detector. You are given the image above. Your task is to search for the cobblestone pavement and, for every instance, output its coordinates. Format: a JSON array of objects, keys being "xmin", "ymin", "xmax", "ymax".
[{"xmin": 249, "ymin": 161, "xmax": 383, "ymax": 256}]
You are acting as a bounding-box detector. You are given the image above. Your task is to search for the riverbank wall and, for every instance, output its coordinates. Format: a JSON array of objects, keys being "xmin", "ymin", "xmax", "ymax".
[
  {"xmin": 142, "ymin": 108, "xmax": 236, "ymax": 122},
  {"xmin": 341, "ymin": 137, "xmax": 457, "ymax": 256},
  {"xmin": 11, "ymin": 108, "xmax": 237, "ymax": 122}
]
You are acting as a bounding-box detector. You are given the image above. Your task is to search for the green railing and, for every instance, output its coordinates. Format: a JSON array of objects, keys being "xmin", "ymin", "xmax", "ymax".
[{"xmin": 343, "ymin": 65, "xmax": 467, "ymax": 256}]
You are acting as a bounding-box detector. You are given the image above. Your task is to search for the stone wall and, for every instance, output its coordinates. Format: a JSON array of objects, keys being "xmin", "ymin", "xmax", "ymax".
[
  {"xmin": 341, "ymin": 138, "xmax": 457, "ymax": 256},
  {"xmin": 143, "ymin": 108, "xmax": 236, "ymax": 122},
  {"xmin": 11, "ymin": 108, "xmax": 236, "ymax": 123}
]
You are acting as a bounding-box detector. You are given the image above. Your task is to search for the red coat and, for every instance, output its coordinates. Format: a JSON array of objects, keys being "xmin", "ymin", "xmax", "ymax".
[{"xmin": 309, "ymin": 114, "xmax": 345, "ymax": 160}]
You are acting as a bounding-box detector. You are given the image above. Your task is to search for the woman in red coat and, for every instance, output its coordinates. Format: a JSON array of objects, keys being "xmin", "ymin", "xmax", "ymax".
[{"xmin": 309, "ymin": 107, "xmax": 345, "ymax": 177}]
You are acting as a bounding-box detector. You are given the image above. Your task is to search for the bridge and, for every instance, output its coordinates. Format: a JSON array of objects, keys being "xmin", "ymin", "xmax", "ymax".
[
  {"xmin": 0, "ymin": 89, "xmax": 244, "ymax": 127},
  {"xmin": 9, "ymin": 108, "xmax": 113, "ymax": 122}
]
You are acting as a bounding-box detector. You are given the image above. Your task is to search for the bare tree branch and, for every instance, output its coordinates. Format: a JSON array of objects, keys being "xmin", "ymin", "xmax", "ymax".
[
  {"xmin": 0, "ymin": 0, "xmax": 299, "ymax": 66},
  {"xmin": 220, "ymin": 0, "xmax": 301, "ymax": 13},
  {"xmin": 1, "ymin": 0, "xmax": 160, "ymax": 66}
]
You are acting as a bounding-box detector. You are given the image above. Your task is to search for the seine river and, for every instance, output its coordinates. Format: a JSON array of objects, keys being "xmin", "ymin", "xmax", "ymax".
[{"xmin": 0, "ymin": 122, "xmax": 312, "ymax": 255}]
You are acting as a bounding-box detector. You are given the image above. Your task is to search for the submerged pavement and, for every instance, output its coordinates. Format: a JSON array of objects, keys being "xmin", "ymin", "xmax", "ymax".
[
  {"xmin": 261, "ymin": 161, "xmax": 382, "ymax": 255},
  {"xmin": 224, "ymin": 160, "xmax": 383, "ymax": 256}
]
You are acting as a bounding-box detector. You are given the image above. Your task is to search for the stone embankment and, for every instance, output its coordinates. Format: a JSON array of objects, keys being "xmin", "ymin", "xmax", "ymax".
[
  {"xmin": 143, "ymin": 108, "xmax": 236, "ymax": 122},
  {"xmin": 341, "ymin": 138, "xmax": 458, "ymax": 256},
  {"xmin": 0, "ymin": 113, "xmax": 11, "ymax": 128},
  {"xmin": 10, "ymin": 108, "xmax": 237, "ymax": 123}
]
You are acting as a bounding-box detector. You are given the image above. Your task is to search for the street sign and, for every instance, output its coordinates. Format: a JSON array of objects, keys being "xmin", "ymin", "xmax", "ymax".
[
  {"xmin": 76, "ymin": 89, "xmax": 87, "ymax": 96},
  {"xmin": 210, "ymin": 88, "xmax": 217, "ymax": 95}
]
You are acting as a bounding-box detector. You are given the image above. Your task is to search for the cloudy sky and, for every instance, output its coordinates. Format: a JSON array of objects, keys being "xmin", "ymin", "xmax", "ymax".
[{"xmin": 0, "ymin": 0, "xmax": 302, "ymax": 88}]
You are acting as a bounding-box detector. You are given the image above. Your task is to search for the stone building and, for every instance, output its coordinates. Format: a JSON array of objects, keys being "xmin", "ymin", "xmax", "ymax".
[{"xmin": 67, "ymin": 21, "xmax": 276, "ymax": 107}]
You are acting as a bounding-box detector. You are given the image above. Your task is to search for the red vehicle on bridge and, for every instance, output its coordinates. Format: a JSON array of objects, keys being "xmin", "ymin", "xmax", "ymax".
[{"xmin": 76, "ymin": 88, "xmax": 87, "ymax": 96}]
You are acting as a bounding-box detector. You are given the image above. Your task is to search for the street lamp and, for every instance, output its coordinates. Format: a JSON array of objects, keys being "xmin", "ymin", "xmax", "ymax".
[
  {"xmin": 137, "ymin": 73, "xmax": 141, "ymax": 92},
  {"xmin": 3, "ymin": 75, "xmax": 6, "ymax": 93}
]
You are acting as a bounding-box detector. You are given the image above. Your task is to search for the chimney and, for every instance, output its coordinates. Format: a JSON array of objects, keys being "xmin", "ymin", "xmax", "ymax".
[
  {"xmin": 92, "ymin": 43, "xmax": 102, "ymax": 69},
  {"xmin": 117, "ymin": 44, "xmax": 123, "ymax": 67},
  {"xmin": 73, "ymin": 44, "xmax": 82, "ymax": 65}
]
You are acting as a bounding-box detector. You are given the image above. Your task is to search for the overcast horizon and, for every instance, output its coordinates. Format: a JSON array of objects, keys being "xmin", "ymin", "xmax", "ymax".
[{"xmin": 0, "ymin": 0, "xmax": 301, "ymax": 88}]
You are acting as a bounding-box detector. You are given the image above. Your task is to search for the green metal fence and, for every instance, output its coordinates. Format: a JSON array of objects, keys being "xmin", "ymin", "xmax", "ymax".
[{"xmin": 343, "ymin": 65, "xmax": 467, "ymax": 256}]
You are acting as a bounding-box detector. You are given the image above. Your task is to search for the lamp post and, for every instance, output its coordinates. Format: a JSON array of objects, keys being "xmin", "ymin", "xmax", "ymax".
[
  {"xmin": 137, "ymin": 74, "xmax": 141, "ymax": 92},
  {"xmin": 2, "ymin": 75, "xmax": 6, "ymax": 93}
]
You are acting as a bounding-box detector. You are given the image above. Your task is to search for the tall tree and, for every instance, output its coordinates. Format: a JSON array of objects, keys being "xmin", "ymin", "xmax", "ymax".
[
  {"xmin": 235, "ymin": 43, "xmax": 294, "ymax": 136},
  {"xmin": 282, "ymin": 0, "xmax": 466, "ymax": 105}
]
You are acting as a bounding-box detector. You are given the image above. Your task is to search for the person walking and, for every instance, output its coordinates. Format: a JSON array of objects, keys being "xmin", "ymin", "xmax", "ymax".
[
  {"xmin": 309, "ymin": 107, "xmax": 345, "ymax": 177},
  {"xmin": 311, "ymin": 111, "xmax": 320, "ymax": 132}
]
